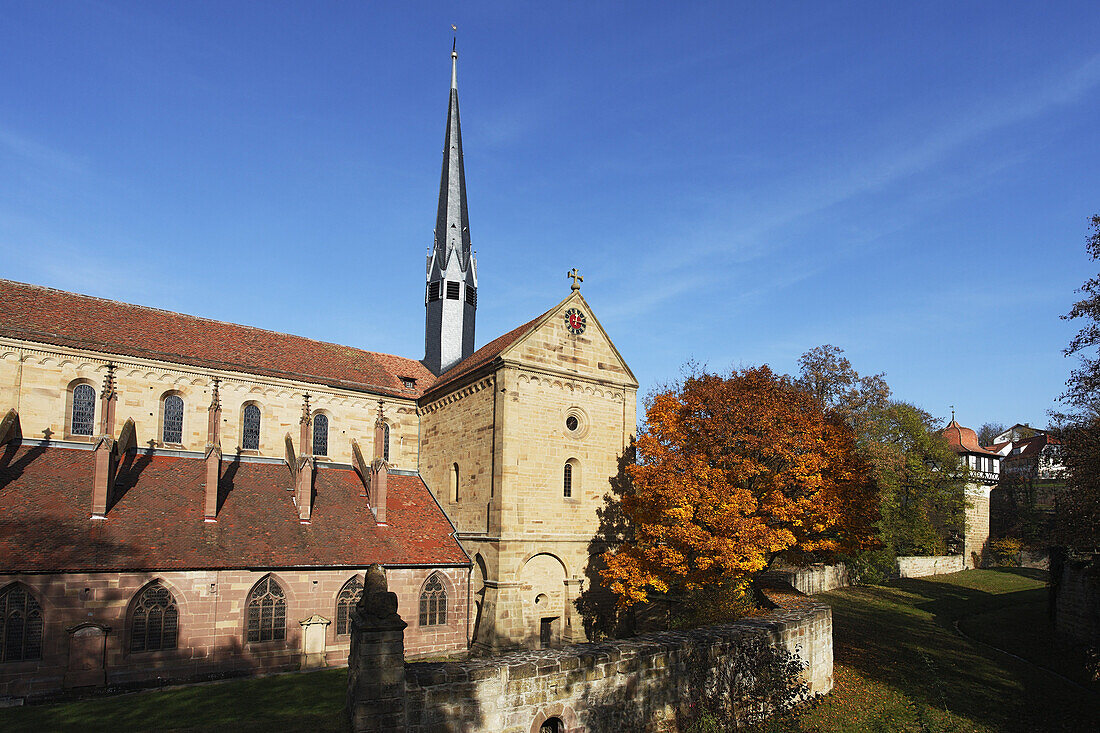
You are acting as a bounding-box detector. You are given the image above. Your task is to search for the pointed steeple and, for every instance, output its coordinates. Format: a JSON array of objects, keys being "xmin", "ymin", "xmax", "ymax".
[{"xmin": 425, "ymin": 40, "xmax": 478, "ymax": 375}]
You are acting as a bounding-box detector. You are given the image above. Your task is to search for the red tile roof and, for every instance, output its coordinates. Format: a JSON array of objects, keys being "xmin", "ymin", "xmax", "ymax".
[
  {"xmin": 424, "ymin": 308, "xmax": 551, "ymax": 397},
  {"xmin": 1004, "ymin": 433, "xmax": 1060, "ymax": 462},
  {"xmin": 942, "ymin": 420, "xmax": 998, "ymax": 456},
  {"xmin": 0, "ymin": 279, "xmax": 436, "ymax": 399},
  {"xmin": 0, "ymin": 445, "xmax": 468, "ymax": 572}
]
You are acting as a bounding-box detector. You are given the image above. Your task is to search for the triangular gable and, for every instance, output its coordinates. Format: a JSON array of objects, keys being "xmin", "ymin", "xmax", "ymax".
[{"xmin": 497, "ymin": 292, "xmax": 638, "ymax": 387}]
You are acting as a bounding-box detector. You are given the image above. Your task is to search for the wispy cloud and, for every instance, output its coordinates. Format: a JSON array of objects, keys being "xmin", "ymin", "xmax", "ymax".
[
  {"xmin": 0, "ymin": 125, "xmax": 87, "ymax": 175},
  {"xmin": 612, "ymin": 52, "xmax": 1100, "ymax": 314}
]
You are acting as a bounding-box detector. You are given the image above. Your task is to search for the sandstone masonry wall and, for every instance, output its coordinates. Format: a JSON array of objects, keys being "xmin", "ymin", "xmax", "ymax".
[
  {"xmin": 896, "ymin": 555, "xmax": 965, "ymax": 578},
  {"xmin": 0, "ymin": 566, "xmax": 467, "ymax": 700},
  {"xmin": 763, "ymin": 563, "xmax": 850, "ymax": 595},
  {"xmin": 351, "ymin": 598, "xmax": 832, "ymax": 733},
  {"xmin": 0, "ymin": 339, "xmax": 419, "ymax": 469}
]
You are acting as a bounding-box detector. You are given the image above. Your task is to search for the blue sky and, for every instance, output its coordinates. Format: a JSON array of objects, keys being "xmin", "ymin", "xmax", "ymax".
[{"xmin": 2, "ymin": 1, "xmax": 1098, "ymax": 430}]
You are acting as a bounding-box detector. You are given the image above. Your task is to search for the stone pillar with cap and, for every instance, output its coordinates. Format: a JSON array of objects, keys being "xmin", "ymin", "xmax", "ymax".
[
  {"xmin": 371, "ymin": 401, "xmax": 389, "ymax": 525},
  {"xmin": 203, "ymin": 377, "xmax": 222, "ymax": 522},
  {"xmin": 296, "ymin": 394, "xmax": 315, "ymax": 522},
  {"xmin": 91, "ymin": 365, "xmax": 118, "ymax": 518},
  {"xmin": 346, "ymin": 564, "xmax": 408, "ymax": 732}
]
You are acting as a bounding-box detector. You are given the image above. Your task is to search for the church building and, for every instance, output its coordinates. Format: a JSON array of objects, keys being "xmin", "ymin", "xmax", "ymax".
[{"xmin": 0, "ymin": 46, "xmax": 637, "ymax": 699}]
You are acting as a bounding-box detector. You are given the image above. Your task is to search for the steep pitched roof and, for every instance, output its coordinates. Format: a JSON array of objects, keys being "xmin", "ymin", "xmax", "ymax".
[
  {"xmin": 0, "ymin": 279, "xmax": 435, "ymax": 398},
  {"xmin": 0, "ymin": 445, "xmax": 468, "ymax": 572}
]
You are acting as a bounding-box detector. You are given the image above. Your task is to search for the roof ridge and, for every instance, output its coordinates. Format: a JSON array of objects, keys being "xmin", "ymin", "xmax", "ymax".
[{"xmin": 0, "ymin": 277, "xmax": 424, "ymax": 367}]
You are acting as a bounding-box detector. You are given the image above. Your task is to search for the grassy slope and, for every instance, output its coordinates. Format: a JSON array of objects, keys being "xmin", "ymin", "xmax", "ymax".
[
  {"xmin": 0, "ymin": 668, "xmax": 347, "ymax": 733},
  {"xmin": 789, "ymin": 569, "xmax": 1099, "ymax": 733},
  {"xmin": 2, "ymin": 569, "xmax": 1096, "ymax": 732}
]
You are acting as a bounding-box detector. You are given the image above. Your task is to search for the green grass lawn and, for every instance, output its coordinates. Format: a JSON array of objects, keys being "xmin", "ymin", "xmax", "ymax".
[
  {"xmin": 1, "ymin": 569, "xmax": 1096, "ymax": 732},
  {"xmin": 783, "ymin": 568, "xmax": 1099, "ymax": 733},
  {"xmin": 0, "ymin": 667, "xmax": 348, "ymax": 733}
]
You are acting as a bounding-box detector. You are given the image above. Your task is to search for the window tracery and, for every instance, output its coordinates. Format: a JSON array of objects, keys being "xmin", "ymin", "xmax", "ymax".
[
  {"xmin": 0, "ymin": 584, "xmax": 43, "ymax": 662},
  {"xmin": 246, "ymin": 576, "xmax": 286, "ymax": 643},
  {"xmin": 418, "ymin": 574, "xmax": 447, "ymax": 627},
  {"xmin": 130, "ymin": 582, "xmax": 179, "ymax": 652}
]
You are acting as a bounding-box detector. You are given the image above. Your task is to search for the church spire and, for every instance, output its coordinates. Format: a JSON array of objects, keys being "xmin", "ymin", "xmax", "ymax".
[{"xmin": 425, "ymin": 39, "xmax": 478, "ymax": 375}]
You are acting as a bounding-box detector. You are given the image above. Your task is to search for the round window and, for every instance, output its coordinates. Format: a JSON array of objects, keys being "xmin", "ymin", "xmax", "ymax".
[{"xmin": 566, "ymin": 415, "xmax": 579, "ymax": 432}]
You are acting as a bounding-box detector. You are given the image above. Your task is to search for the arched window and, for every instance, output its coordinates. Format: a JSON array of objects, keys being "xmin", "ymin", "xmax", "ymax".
[
  {"xmin": 0, "ymin": 584, "xmax": 43, "ymax": 662},
  {"xmin": 162, "ymin": 394, "xmax": 184, "ymax": 444},
  {"xmin": 130, "ymin": 582, "xmax": 179, "ymax": 652},
  {"xmin": 382, "ymin": 423, "xmax": 390, "ymax": 462},
  {"xmin": 241, "ymin": 403, "xmax": 261, "ymax": 450},
  {"xmin": 335, "ymin": 576, "xmax": 363, "ymax": 636},
  {"xmin": 246, "ymin": 576, "xmax": 286, "ymax": 643},
  {"xmin": 313, "ymin": 413, "xmax": 329, "ymax": 457},
  {"xmin": 418, "ymin": 574, "xmax": 447, "ymax": 627},
  {"xmin": 71, "ymin": 383, "xmax": 96, "ymax": 437},
  {"xmin": 450, "ymin": 463, "xmax": 460, "ymax": 503},
  {"xmin": 564, "ymin": 458, "xmax": 579, "ymax": 499}
]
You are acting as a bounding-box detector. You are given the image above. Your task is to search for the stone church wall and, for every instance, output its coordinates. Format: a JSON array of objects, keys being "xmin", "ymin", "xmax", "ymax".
[
  {"xmin": 0, "ymin": 566, "xmax": 467, "ymax": 701},
  {"xmin": 418, "ymin": 376, "xmax": 497, "ymax": 535},
  {"xmin": 0, "ymin": 339, "xmax": 419, "ymax": 469}
]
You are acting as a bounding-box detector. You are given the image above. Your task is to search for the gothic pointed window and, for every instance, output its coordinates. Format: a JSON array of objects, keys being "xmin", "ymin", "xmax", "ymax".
[
  {"xmin": 162, "ymin": 394, "xmax": 184, "ymax": 444},
  {"xmin": 313, "ymin": 413, "xmax": 329, "ymax": 457},
  {"xmin": 418, "ymin": 574, "xmax": 447, "ymax": 627},
  {"xmin": 242, "ymin": 403, "xmax": 261, "ymax": 450},
  {"xmin": 563, "ymin": 462, "xmax": 573, "ymax": 498},
  {"xmin": 0, "ymin": 584, "xmax": 43, "ymax": 662},
  {"xmin": 71, "ymin": 383, "xmax": 96, "ymax": 437},
  {"xmin": 246, "ymin": 576, "xmax": 286, "ymax": 643},
  {"xmin": 130, "ymin": 582, "xmax": 179, "ymax": 653},
  {"xmin": 335, "ymin": 576, "xmax": 363, "ymax": 636},
  {"xmin": 382, "ymin": 422, "xmax": 390, "ymax": 462}
]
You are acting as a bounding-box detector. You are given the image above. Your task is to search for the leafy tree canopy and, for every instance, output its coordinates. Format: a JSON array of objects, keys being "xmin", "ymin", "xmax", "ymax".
[
  {"xmin": 1052, "ymin": 214, "xmax": 1100, "ymax": 551},
  {"xmin": 601, "ymin": 365, "xmax": 879, "ymax": 610},
  {"xmin": 977, "ymin": 422, "xmax": 1007, "ymax": 446}
]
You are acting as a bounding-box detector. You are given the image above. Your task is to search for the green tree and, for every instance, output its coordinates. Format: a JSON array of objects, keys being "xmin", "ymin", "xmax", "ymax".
[
  {"xmin": 865, "ymin": 402, "xmax": 966, "ymax": 556},
  {"xmin": 797, "ymin": 347, "xmax": 967, "ymax": 577},
  {"xmin": 977, "ymin": 422, "xmax": 1007, "ymax": 446},
  {"xmin": 1051, "ymin": 214, "xmax": 1100, "ymax": 552}
]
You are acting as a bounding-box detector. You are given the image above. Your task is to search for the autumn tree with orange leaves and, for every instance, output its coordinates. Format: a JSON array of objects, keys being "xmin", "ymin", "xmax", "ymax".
[{"xmin": 602, "ymin": 366, "xmax": 878, "ymax": 615}]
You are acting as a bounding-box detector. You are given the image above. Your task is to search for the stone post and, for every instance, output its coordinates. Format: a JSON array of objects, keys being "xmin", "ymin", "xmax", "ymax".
[
  {"xmin": 562, "ymin": 578, "xmax": 585, "ymax": 644},
  {"xmin": 347, "ymin": 564, "xmax": 408, "ymax": 733}
]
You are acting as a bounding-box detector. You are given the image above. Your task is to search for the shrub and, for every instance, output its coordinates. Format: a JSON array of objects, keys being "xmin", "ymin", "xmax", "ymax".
[{"xmin": 986, "ymin": 537, "xmax": 1025, "ymax": 567}]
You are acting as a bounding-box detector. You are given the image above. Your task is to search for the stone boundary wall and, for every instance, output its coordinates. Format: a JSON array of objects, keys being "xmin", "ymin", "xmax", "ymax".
[
  {"xmin": 348, "ymin": 572, "xmax": 832, "ymax": 733},
  {"xmin": 896, "ymin": 555, "xmax": 965, "ymax": 578},
  {"xmin": 762, "ymin": 563, "xmax": 849, "ymax": 595},
  {"xmin": 1054, "ymin": 556, "xmax": 1099, "ymax": 648},
  {"xmin": 1019, "ymin": 550, "xmax": 1050, "ymax": 570}
]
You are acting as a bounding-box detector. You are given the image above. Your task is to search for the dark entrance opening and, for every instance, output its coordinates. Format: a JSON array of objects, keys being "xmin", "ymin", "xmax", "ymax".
[
  {"xmin": 539, "ymin": 716, "xmax": 564, "ymax": 733},
  {"xmin": 540, "ymin": 617, "xmax": 555, "ymax": 648}
]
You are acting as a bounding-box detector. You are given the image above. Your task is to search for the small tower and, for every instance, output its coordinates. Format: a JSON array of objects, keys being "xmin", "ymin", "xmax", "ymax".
[{"xmin": 424, "ymin": 40, "xmax": 478, "ymax": 375}]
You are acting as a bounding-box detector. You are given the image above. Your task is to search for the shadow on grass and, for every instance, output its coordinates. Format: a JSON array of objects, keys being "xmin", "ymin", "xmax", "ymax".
[
  {"xmin": 818, "ymin": 571, "xmax": 1098, "ymax": 733},
  {"xmin": 0, "ymin": 668, "xmax": 349, "ymax": 733}
]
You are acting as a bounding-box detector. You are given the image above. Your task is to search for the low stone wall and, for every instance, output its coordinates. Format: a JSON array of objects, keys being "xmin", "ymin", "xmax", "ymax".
[
  {"xmin": 1054, "ymin": 556, "xmax": 1099, "ymax": 648},
  {"xmin": 763, "ymin": 563, "xmax": 849, "ymax": 595},
  {"xmin": 348, "ymin": 567, "xmax": 833, "ymax": 733},
  {"xmin": 896, "ymin": 555, "xmax": 965, "ymax": 578},
  {"xmin": 1020, "ymin": 550, "xmax": 1050, "ymax": 570}
]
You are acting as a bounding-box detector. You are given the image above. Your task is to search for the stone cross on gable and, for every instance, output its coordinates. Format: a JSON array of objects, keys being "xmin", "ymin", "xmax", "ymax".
[{"xmin": 567, "ymin": 268, "xmax": 583, "ymax": 291}]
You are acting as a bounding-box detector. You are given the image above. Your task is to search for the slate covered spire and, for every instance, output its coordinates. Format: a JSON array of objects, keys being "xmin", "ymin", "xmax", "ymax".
[{"xmin": 424, "ymin": 40, "xmax": 478, "ymax": 375}]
